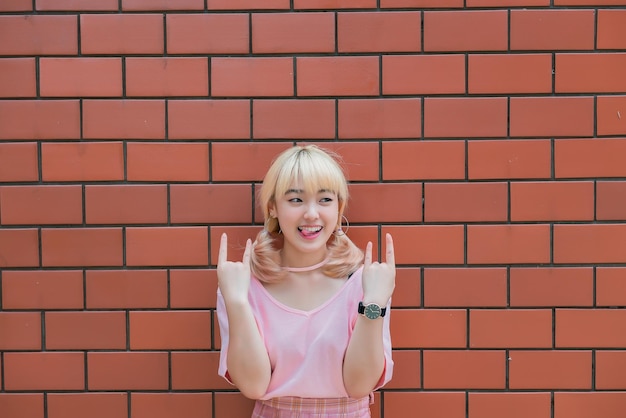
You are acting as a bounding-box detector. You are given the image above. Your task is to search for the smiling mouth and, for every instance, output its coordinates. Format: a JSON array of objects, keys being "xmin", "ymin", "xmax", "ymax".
[{"xmin": 298, "ymin": 226, "xmax": 323, "ymax": 237}]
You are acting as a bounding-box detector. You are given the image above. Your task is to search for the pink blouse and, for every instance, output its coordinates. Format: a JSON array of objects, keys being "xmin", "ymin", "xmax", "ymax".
[{"xmin": 217, "ymin": 266, "xmax": 393, "ymax": 400}]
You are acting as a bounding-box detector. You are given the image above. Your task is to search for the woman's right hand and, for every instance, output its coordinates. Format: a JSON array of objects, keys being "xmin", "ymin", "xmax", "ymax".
[{"xmin": 217, "ymin": 233, "xmax": 252, "ymax": 304}]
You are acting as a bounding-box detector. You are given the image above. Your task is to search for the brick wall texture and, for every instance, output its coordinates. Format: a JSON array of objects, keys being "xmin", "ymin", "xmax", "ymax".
[{"xmin": 1, "ymin": 1, "xmax": 626, "ymax": 418}]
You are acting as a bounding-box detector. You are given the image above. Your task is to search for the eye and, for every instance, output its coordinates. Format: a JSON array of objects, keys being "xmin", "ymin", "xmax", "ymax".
[
  {"xmin": 288, "ymin": 197, "xmax": 302, "ymax": 203},
  {"xmin": 320, "ymin": 197, "xmax": 333, "ymax": 203}
]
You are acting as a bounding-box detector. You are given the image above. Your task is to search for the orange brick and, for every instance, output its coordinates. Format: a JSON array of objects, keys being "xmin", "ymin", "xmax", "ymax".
[
  {"xmin": 131, "ymin": 393, "xmax": 212, "ymax": 418},
  {"xmin": 0, "ymin": 143, "xmax": 38, "ymax": 182},
  {"xmin": 468, "ymin": 140, "xmax": 552, "ymax": 180},
  {"xmin": 424, "ymin": 97, "xmax": 507, "ymax": 138},
  {"xmin": 470, "ymin": 309, "xmax": 552, "ymax": 348},
  {"xmin": 556, "ymin": 53, "xmax": 626, "ymax": 93},
  {"xmin": 4, "ymin": 352, "xmax": 84, "ymax": 391},
  {"xmin": 424, "ymin": 10, "xmax": 507, "ymax": 51},
  {"xmin": 123, "ymin": 0, "xmax": 204, "ymax": 10},
  {"xmin": 469, "ymin": 393, "xmax": 551, "ymax": 418},
  {"xmin": 126, "ymin": 57, "xmax": 209, "ymax": 97},
  {"xmin": 511, "ymin": 10, "xmax": 595, "ymax": 50},
  {"xmin": 338, "ymin": 11, "xmax": 421, "ymax": 52},
  {"xmin": 45, "ymin": 311, "xmax": 126, "ymax": 350},
  {"xmin": 0, "ymin": 312, "xmax": 41, "ymax": 350},
  {"xmin": 126, "ymin": 226, "xmax": 208, "ymax": 267},
  {"xmin": 167, "ymin": 14, "xmax": 248, "ymax": 54},
  {"xmin": 509, "ymin": 351, "xmax": 592, "ymax": 389},
  {"xmin": 391, "ymin": 309, "xmax": 466, "ymax": 348},
  {"xmin": 253, "ymin": 100, "xmax": 335, "ymax": 139},
  {"xmin": 510, "ymin": 96, "xmax": 594, "ymax": 137},
  {"xmin": 468, "ymin": 0, "xmax": 547, "ymax": 5},
  {"xmin": 0, "ymin": 15, "xmax": 77, "ymax": 55},
  {"xmin": 597, "ymin": 96, "xmax": 626, "ymax": 136},
  {"xmin": 0, "ymin": 100, "xmax": 80, "ymax": 140},
  {"xmin": 296, "ymin": 0, "xmax": 376, "ymax": 8},
  {"xmin": 0, "ymin": 394, "xmax": 43, "ymax": 418},
  {"xmin": 297, "ymin": 142, "xmax": 381, "ymax": 182},
  {"xmin": 40, "ymin": 58, "xmax": 122, "ymax": 97},
  {"xmin": 383, "ymin": 225, "xmax": 465, "ymax": 265},
  {"xmin": 0, "ymin": 0, "xmax": 32, "ymax": 11},
  {"xmin": 467, "ymin": 224, "xmax": 551, "ymax": 264},
  {"xmin": 348, "ymin": 183, "xmax": 422, "ymax": 223},
  {"xmin": 297, "ymin": 56, "xmax": 379, "ymax": 96},
  {"xmin": 38, "ymin": 0, "xmax": 118, "ymax": 10},
  {"xmin": 47, "ymin": 393, "xmax": 127, "ymax": 418},
  {"xmin": 41, "ymin": 228, "xmax": 123, "ymax": 267},
  {"xmin": 468, "ymin": 54, "xmax": 552, "ymax": 94},
  {"xmin": 171, "ymin": 184, "xmax": 252, "ymax": 224},
  {"xmin": 596, "ymin": 267, "xmax": 626, "ymax": 307},
  {"xmin": 88, "ymin": 352, "xmax": 168, "ymax": 390},
  {"xmin": 213, "ymin": 392, "xmax": 255, "ymax": 418},
  {"xmin": 598, "ymin": 10, "xmax": 626, "ymax": 49},
  {"xmin": 168, "ymin": 100, "xmax": 250, "ymax": 140},
  {"xmin": 596, "ymin": 351, "xmax": 626, "ymax": 390},
  {"xmin": 210, "ymin": 226, "xmax": 265, "ymax": 266},
  {"xmin": 383, "ymin": 54, "xmax": 465, "ymax": 95},
  {"xmin": 510, "ymin": 267, "xmax": 593, "ymax": 307},
  {"xmin": 0, "ymin": 185, "xmax": 82, "ymax": 225},
  {"xmin": 554, "ymin": 224, "xmax": 626, "ymax": 264},
  {"xmin": 384, "ymin": 350, "xmax": 421, "ymax": 389},
  {"xmin": 172, "ymin": 352, "xmax": 230, "ymax": 390},
  {"xmin": 425, "ymin": 182, "xmax": 507, "ymax": 222},
  {"xmin": 83, "ymin": 100, "xmax": 165, "ymax": 139},
  {"xmin": 510, "ymin": 181, "xmax": 595, "ymax": 221},
  {"xmin": 85, "ymin": 184, "xmax": 168, "ymax": 225},
  {"xmin": 382, "ymin": 140, "xmax": 466, "ymax": 181},
  {"xmin": 338, "ymin": 98, "xmax": 422, "ymax": 139},
  {"xmin": 0, "ymin": 229, "xmax": 39, "ymax": 268},
  {"xmin": 2, "ymin": 270, "xmax": 84, "ymax": 310},
  {"xmin": 556, "ymin": 309, "xmax": 626, "ymax": 348},
  {"xmin": 252, "ymin": 12, "xmax": 334, "ymax": 53},
  {"xmin": 555, "ymin": 139, "xmax": 626, "ymax": 178},
  {"xmin": 384, "ymin": 392, "xmax": 465, "ymax": 418},
  {"xmin": 207, "ymin": 0, "xmax": 289, "ymax": 9},
  {"xmin": 211, "ymin": 142, "xmax": 292, "ymax": 182},
  {"xmin": 555, "ymin": 393, "xmax": 626, "ymax": 418},
  {"xmin": 86, "ymin": 270, "xmax": 168, "ymax": 309},
  {"xmin": 211, "ymin": 57, "xmax": 294, "ymax": 97},
  {"xmin": 130, "ymin": 311, "xmax": 211, "ymax": 350},
  {"xmin": 126, "ymin": 142, "xmax": 209, "ymax": 181},
  {"xmin": 424, "ymin": 268, "xmax": 507, "ymax": 308},
  {"xmin": 0, "ymin": 58, "xmax": 36, "ymax": 97},
  {"xmin": 170, "ymin": 269, "xmax": 218, "ymax": 309},
  {"xmin": 423, "ymin": 350, "xmax": 506, "ymax": 389},
  {"xmin": 80, "ymin": 14, "xmax": 163, "ymax": 54}
]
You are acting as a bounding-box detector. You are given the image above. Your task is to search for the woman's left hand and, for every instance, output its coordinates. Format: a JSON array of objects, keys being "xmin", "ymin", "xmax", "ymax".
[{"xmin": 362, "ymin": 233, "xmax": 396, "ymax": 306}]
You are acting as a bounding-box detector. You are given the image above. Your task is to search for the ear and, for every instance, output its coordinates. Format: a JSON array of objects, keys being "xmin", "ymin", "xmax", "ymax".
[{"xmin": 268, "ymin": 201, "xmax": 276, "ymax": 218}]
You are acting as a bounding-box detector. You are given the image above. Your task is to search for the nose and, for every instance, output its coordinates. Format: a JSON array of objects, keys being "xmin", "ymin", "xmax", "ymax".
[{"xmin": 303, "ymin": 203, "xmax": 319, "ymax": 220}]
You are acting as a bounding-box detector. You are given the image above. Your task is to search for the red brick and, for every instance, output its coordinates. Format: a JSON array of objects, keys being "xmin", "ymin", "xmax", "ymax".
[
  {"xmin": 469, "ymin": 393, "xmax": 551, "ymax": 418},
  {"xmin": 297, "ymin": 56, "xmax": 379, "ymax": 96},
  {"xmin": 85, "ymin": 184, "xmax": 167, "ymax": 225},
  {"xmin": 468, "ymin": 54, "xmax": 552, "ymax": 94},
  {"xmin": 338, "ymin": 98, "xmax": 421, "ymax": 139},
  {"xmin": 383, "ymin": 225, "xmax": 464, "ymax": 265},
  {"xmin": 389, "ymin": 269, "xmax": 420, "ymax": 308},
  {"xmin": 468, "ymin": 0, "xmax": 547, "ymax": 5},
  {"xmin": 555, "ymin": 393, "xmax": 626, "ymax": 418},
  {"xmin": 467, "ymin": 224, "xmax": 551, "ymax": 264},
  {"xmin": 425, "ymin": 182, "xmax": 507, "ymax": 222},
  {"xmin": 470, "ymin": 309, "xmax": 552, "ymax": 348},
  {"xmin": 0, "ymin": 15, "xmax": 77, "ymax": 55},
  {"xmin": 424, "ymin": 98, "xmax": 507, "ymax": 138},
  {"xmin": 424, "ymin": 11, "xmax": 507, "ymax": 51},
  {"xmin": 348, "ymin": 183, "xmax": 422, "ymax": 223},
  {"xmin": 4, "ymin": 352, "xmax": 84, "ymax": 391},
  {"xmin": 510, "ymin": 181, "xmax": 594, "ymax": 221},
  {"xmin": 597, "ymin": 96, "xmax": 626, "ymax": 136},
  {"xmin": 511, "ymin": 10, "xmax": 594, "ymax": 50},
  {"xmin": 384, "ymin": 392, "xmax": 465, "ymax": 418},
  {"xmin": 384, "ymin": 350, "xmax": 421, "ymax": 389},
  {"xmin": 598, "ymin": 10, "xmax": 626, "ymax": 49},
  {"xmin": 170, "ymin": 184, "xmax": 252, "ymax": 224},
  {"xmin": 596, "ymin": 351, "xmax": 626, "ymax": 390},
  {"xmin": 172, "ymin": 352, "xmax": 229, "ymax": 390},
  {"xmin": 167, "ymin": 14, "xmax": 248, "ymax": 54},
  {"xmin": 338, "ymin": 11, "xmax": 421, "ymax": 52},
  {"xmin": 211, "ymin": 57, "xmax": 294, "ymax": 97},
  {"xmin": 555, "ymin": 139, "xmax": 626, "ymax": 178},
  {"xmin": 47, "ymin": 393, "xmax": 127, "ymax": 418},
  {"xmin": 211, "ymin": 142, "xmax": 292, "ymax": 182},
  {"xmin": 391, "ymin": 309, "xmax": 466, "ymax": 348},
  {"xmin": 2, "ymin": 270, "xmax": 84, "ymax": 310},
  {"xmin": 424, "ymin": 350, "xmax": 506, "ymax": 389},
  {"xmin": 126, "ymin": 57, "xmax": 208, "ymax": 97},
  {"xmin": 126, "ymin": 226, "xmax": 209, "ymax": 267},
  {"xmin": 88, "ymin": 352, "xmax": 168, "ymax": 390},
  {"xmin": 468, "ymin": 140, "xmax": 552, "ymax": 180},
  {"xmin": 424, "ymin": 268, "xmax": 507, "ymax": 308},
  {"xmin": 86, "ymin": 270, "xmax": 168, "ymax": 309},
  {"xmin": 301, "ymin": 142, "xmax": 380, "ymax": 182},
  {"xmin": 596, "ymin": 267, "xmax": 626, "ymax": 307},
  {"xmin": 46, "ymin": 311, "xmax": 126, "ymax": 350},
  {"xmin": 83, "ymin": 100, "xmax": 165, "ymax": 139},
  {"xmin": 253, "ymin": 100, "xmax": 335, "ymax": 139},
  {"xmin": 169, "ymin": 100, "xmax": 249, "ymax": 140},
  {"xmin": 0, "ymin": 100, "xmax": 80, "ymax": 140},
  {"xmin": 213, "ymin": 393, "xmax": 255, "ymax": 418},
  {"xmin": 510, "ymin": 351, "xmax": 591, "ymax": 389},
  {"xmin": 0, "ymin": 143, "xmax": 38, "ymax": 182},
  {"xmin": 0, "ymin": 185, "xmax": 82, "ymax": 225},
  {"xmin": 81, "ymin": 14, "xmax": 163, "ymax": 54},
  {"xmin": 252, "ymin": 12, "xmax": 333, "ymax": 53},
  {"xmin": 383, "ymin": 55, "xmax": 465, "ymax": 95},
  {"xmin": 0, "ymin": 312, "xmax": 41, "ymax": 350},
  {"xmin": 296, "ymin": 0, "xmax": 376, "ymax": 8},
  {"xmin": 0, "ymin": 229, "xmax": 39, "ymax": 268},
  {"xmin": 207, "ymin": 0, "xmax": 289, "ymax": 9},
  {"xmin": 0, "ymin": 394, "xmax": 43, "ymax": 418},
  {"xmin": 556, "ymin": 309, "xmax": 626, "ymax": 348},
  {"xmin": 40, "ymin": 58, "xmax": 122, "ymax": 97},
  {"xmin": 0, "ymin": 0, "xmax": 32, "ymax": 11},
  {"xmin": 132, "ymin": 393, "xmax": 212, "ymax": 418},
  {"xmin": 123, "ymin": 0, "xmax": 203, "ymax": 10},
  {"xmin": 382, "ymin": 140, "xmax": 465, "ymax": 181},
  {"xmin": 209, "ymin": 226, "xmax": 268, "ymax": 266},
  {"xmin": 554, "ymin": 224, "xmax": 626, "ymax": 264},
  {"xmin": 510, "ymin": 96, "xmax": 594, "ymax": 137},
  {"xmin": 130, "ymin": 311, "xmax": 211, "ymax": 350},
  {"xmin": 37, "ymin": 0, "xmax": 118, "ymax": 10},
  {"xmin": 556, "ymin": 53, "xmax": 626, "ymax": 93},
  {"xmin": 0, "ymin": 58, "xmax": 36, "ymax": 97},
  {"xmin": 510, "ymin": 267, "xmax": 593, "ymax": 307},
  {"xmin": 170, "ymin": 270, "xmax": 217, "ymax": 309},
  {"xmin": 41, "ymin": 228, "xmax": 123, "ymax": 267},
  {"xmin": 41, "ymin": 142, "xmax": 124, "ymax": 181},
  {"xmin": 126, "ymin": 142, "xmax": 209, "ymax": 181}
]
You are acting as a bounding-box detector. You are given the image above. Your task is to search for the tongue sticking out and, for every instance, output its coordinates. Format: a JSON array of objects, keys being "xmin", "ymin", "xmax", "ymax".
[{"xmin": 299, "ymin": 227, "xmax": 322, "ymax": 238}]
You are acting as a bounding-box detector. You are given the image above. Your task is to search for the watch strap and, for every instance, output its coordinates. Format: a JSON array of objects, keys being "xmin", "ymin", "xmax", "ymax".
[{"xmin": 358, "ymin": 301, "xmax": 387, "ymax": 317}]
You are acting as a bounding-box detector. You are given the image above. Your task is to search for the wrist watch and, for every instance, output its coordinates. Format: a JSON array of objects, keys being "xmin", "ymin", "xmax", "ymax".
[{"xmin": 358, "ymin": 301, "xmax": 387, "ymax": 320}]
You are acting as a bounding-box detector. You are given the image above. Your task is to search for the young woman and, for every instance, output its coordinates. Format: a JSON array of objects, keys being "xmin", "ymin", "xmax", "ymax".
[{"xmin": 217, "ymin": 144, "xmax": 395, "ymax": 418}]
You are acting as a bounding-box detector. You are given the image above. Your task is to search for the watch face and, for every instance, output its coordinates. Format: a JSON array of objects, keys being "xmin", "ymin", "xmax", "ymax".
[{"xmin": 364, "ymin": 303, "xmax": 381, "ymax": 320}]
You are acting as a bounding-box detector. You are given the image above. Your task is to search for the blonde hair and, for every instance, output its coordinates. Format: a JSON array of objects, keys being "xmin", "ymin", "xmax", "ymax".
[{"xmin": 251, "ymin": 144, "xmax": 364, "ymax": 282}]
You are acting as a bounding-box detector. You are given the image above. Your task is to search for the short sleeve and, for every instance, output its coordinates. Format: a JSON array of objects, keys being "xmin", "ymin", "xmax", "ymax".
[{"xmin": 216, "ymin": 289, "xmax": 235, "ymax": 385}]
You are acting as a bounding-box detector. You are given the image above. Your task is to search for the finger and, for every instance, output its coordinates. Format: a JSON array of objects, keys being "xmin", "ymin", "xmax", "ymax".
[
  {"xmin": 385, "ymin": 233, "xmax": 395, "ymax": 267},
  {"xmin": 364, "ymin": 241, "xmax": 373, "ymax": 268},
  {"xmin": 242, "ymin": 238, "xmax": 252, "ymax": 267},
  {"xmin": 218, "ymin": 233, "xmax": 228, "ymax": 266}
]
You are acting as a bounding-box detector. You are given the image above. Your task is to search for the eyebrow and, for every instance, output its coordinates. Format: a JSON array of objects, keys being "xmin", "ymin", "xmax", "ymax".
[{"xmin": 284, "ymin": 188, "xmax": 333, "ymax": 195}]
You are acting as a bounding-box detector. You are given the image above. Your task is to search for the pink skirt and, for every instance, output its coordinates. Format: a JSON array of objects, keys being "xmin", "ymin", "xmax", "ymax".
[{"xmin": 252, "ymin": 396, "xmax": 371, "ymax": 418}]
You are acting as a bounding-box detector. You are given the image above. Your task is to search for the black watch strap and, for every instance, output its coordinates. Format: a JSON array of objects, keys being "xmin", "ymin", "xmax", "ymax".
[{"xmin": 358, "ymin": 301, "xmax": 387, "ymax": 317}]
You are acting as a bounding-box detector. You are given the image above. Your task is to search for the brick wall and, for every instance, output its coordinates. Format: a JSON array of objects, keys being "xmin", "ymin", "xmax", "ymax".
[{"xmin": 1, "ymin": 1, "xmax": 626, "ymax": 418}]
